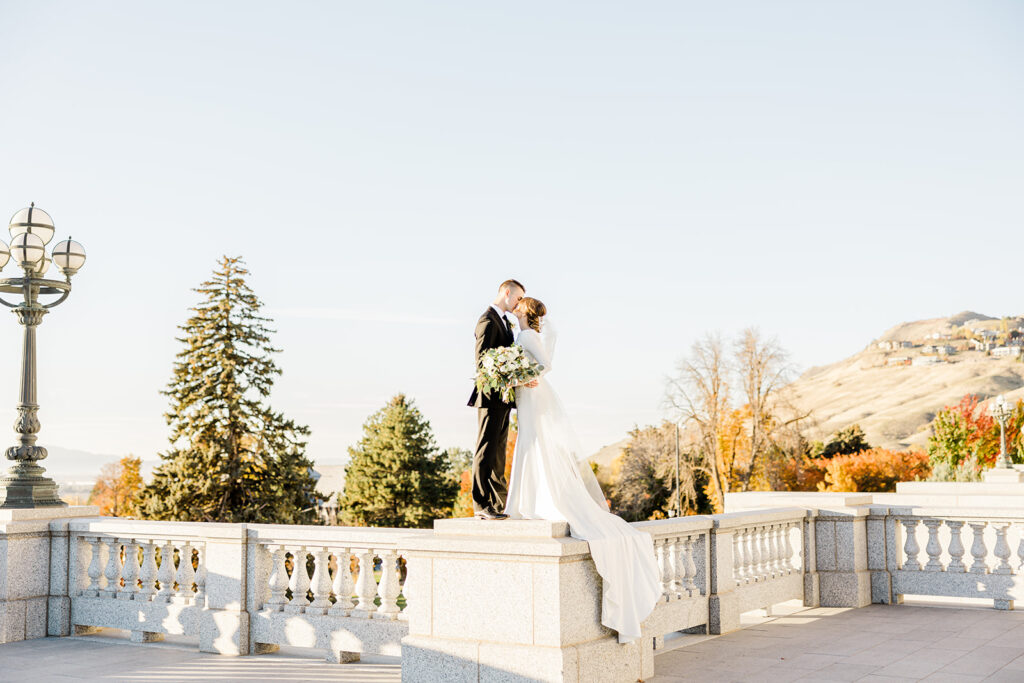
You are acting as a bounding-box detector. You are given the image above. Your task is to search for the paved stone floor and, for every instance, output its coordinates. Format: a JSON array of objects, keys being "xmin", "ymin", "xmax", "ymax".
[
  {"xmin": 653, "ymin": 602, "xmax": 1024, "ymax": 682},
  {"xmin": 3, "ymin": 603, "xmax": 1024, "ymax": 681}
]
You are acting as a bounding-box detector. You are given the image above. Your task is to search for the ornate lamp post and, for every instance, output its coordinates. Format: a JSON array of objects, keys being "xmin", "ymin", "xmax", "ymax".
[
  {"xmin": 0, "ymin": 204, "xmax": 86, "ymax": 508},
  {"xmin": 991, "ymin": 394, "xmax": 1013, "ymax": 470}
]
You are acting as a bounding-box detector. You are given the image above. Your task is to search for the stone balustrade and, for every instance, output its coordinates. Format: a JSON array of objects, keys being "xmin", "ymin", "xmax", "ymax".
[
  {"xmin": 869, "ymin": 505, "xmax": 1024, "ymax": 610},
  {"xmin": 246, "ymin": 524, "xmax": 429, "ymax": 662},
  {"xmin": 3, "ymin": 488, "xmax": 1024, "ymax": 682}
]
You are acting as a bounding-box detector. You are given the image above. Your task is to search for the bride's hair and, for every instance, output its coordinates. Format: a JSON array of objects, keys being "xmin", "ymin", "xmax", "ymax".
[{"xmin": 515, "ymin": 297, "xmax": 546, "ymax": 332}]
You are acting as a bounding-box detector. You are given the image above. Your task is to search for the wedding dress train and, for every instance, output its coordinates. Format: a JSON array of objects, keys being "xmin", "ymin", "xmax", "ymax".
[{"xmin": 505, "ymin": 324, "xmax": 661, "ymax": 643}]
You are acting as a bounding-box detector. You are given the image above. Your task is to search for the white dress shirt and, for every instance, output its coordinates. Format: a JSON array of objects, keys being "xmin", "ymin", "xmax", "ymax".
[{"xmin": 490, "ymin": 304, "xmax": 519, "ymax": 342}]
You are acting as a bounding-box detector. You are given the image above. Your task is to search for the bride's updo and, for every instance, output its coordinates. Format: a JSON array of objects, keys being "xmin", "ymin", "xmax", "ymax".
[{"xmin": 515, "ymin": 297, "xmax": 546, "ymax": 332}]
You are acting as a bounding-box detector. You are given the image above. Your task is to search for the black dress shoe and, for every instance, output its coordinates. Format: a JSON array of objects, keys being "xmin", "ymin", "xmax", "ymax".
[{"xmin": 475, "ymin": 507, "xmax": 509, "ymax": 520}]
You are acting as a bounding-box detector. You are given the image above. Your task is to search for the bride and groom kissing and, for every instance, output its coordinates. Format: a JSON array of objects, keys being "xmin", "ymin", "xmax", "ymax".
[{"xmin": 466, "ymin": 279, "xmax": 661, "ymax": 644}]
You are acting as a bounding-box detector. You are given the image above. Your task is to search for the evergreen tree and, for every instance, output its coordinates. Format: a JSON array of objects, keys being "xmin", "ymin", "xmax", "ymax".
[
  {"xmin": 821, "ymin": 424, "xmax": 871, "ymax": 458},
  {"xmin": 140, "ymin": 256, "xmax": 318, "ymax": 524},
  {"xmin": 339, "ymin": 394, "xmax": 458, "ymax": 528}
]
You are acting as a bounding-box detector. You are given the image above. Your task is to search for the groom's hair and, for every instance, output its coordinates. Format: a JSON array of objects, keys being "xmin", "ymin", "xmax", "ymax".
[{"xmin": 499, "ymin": 279, "xmax": 525, "ymax": 294}]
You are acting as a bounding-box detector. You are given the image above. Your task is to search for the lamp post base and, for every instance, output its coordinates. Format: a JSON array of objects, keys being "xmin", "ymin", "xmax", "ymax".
[{"xmin": 0, "ymin": 462, "xmax": 66, "ymax": 509}]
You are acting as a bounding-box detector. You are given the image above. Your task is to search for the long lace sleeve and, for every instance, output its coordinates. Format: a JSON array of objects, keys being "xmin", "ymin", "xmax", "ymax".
[{"xmin": 519, "ymin": 330, "xmax": 553, "ymax": 374}]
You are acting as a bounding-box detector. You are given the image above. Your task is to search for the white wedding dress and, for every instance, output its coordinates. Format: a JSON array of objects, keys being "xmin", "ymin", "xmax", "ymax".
[{"xmin": 505, "ymin": 323, "xmax": 661, "ymax": 643}]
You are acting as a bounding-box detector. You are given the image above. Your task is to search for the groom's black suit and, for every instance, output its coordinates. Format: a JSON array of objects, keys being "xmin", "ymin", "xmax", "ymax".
[{"xmin": 468, "ymin": 307, "xmax": 515, "ymax": 513}]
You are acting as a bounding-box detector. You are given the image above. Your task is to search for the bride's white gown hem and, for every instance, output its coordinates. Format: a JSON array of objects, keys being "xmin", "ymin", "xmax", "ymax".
[{"xmin": 504, "ymin": 325, "xmax": 661, "ymax": 644}]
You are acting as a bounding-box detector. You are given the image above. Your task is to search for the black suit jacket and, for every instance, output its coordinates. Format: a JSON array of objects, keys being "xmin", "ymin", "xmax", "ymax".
[{"xmin": 467, "ymin": 307, "xmax": 515, "ymax": 409}]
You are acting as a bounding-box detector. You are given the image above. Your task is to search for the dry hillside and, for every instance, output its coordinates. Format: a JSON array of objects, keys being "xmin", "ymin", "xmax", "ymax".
[{"xmin": 790, "ymin": 311, "xmax": 1024, "ymax": 451}]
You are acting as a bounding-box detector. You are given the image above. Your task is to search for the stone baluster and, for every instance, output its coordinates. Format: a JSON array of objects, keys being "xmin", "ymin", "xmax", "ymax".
[
  {"xmin": 969, "ymin": 522, "xmax": 989, "ymax": 574},
  {"xmin": 1017, "ymin": 525, "xmax": 1024, "ymax": 573},
  {"xmin": 946, "ymin": 521, "xmax": 966, "ymax": 573},
  {"xmin": 265, "ymin": 545, "xmax": 289, "ymax": 610},
  {"xmin": 682, "ymin": 536, "xmax": 698, "ymax": 595},
  {"xmin": 117, "ymin": 540, "xmax": 140, "ymax": 600},
  {"xmin": 655, "ymin": 539, "xmax": 669, "ymax": 598},
  {"xmin": 307, "ymin": 548, "xmax": 334, "ymax": 614},
  {"xmin": 101, "ymin": 538, "xmax": 122, "ymax": 598},
  {"xmin": 783, "ymin": 523, "xmax": 795, "ymax": 574},
  {"xmin": 329, "ymin": 548, "xmax": 355, "ymax": 615},
  {"xmin": 667, "ymin": 538, "xmax": 682, "ymax": 597},
  {"xmin": 354, "ymin": 549, "xmax": 378, "ymax": 614},
  {"xmin": 994, "ymin": 523, "xmax": 1012, "ymax": 575},
  {"xmin": 285, "ymin": 547, "xmax": 311, "ymax": 613},
  {"xmin": 732, "ymin": 530, "xmax": 745, "ymax": 585},
  {"xmin": 377, "ymin": 549, "xmax": 402, "ymax": 616},
  {"xmin": 768, "ymin": 525, "xmax": 781, "ymax": 576},
  {"xmin": 194, "ymin": 545, "xmax": 207, "ymax": 606},
  {"xmin": 85, "ymin": 537, "xmax": 105, "ymax": 597},
  {"xmin": 138, "ymin": 541, "xmax": 158, "ymax": 599},
  {"xmin": 759, "ymin": 527, "xmax": 772, "ymax": 579},
  {"xmin": 923, "ymin": 519, "xmax": 944, "ymax": 571},
  {"xmin": 176, "ymin": 542, "xmax": 196, "ymax": 599},
  {"xmin": 901, "ymin": 519, "xmax": 921, "ymax": 570},
  {"xmin": 747, "ymin": 527, "xmax": 761, "ymax": 580},
  {"xmin": 156, "ymin": 540, "xmax": 177, "ymax": 601}
]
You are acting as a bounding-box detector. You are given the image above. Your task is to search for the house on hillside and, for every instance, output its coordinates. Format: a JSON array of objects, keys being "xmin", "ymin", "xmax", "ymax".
[
  {"xmin": 922, "ymin": 344, "xmax": 956, "ymax": 355},
  {"xmin": 912, "ymin": 355, "xmax": 942, "ymax": 366},
  {"xmin": 876, "ymin": 341, "xmax": 914, "ymax": 351},
  {"xmin": 312, "ymin": 465, "xmax": 347, "ymax": 525},
  {"xmin": 970, "ymin": 339, "xmax": 993, "ymax": 352},
  {"xmin": 991, "ymin": 346, "xmax": 1021, "ymax": 358},
  {"xmin": 886, "ymin": 356, "xmax": 911, "ymax": 366}
]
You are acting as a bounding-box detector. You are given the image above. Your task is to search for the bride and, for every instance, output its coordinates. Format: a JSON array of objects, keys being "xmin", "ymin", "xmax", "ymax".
[{"xmin": 504, "ymin": 297, "xmax": 661, "ymax": 644}]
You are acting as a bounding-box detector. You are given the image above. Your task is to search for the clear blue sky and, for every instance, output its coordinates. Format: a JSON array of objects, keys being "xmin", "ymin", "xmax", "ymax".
[{"xmin": 0, "ymin": 1, "xmax": 1020, "ymax": 467}]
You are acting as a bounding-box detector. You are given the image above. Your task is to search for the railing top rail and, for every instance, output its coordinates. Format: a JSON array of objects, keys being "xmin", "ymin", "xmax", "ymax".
[
  {"xmin": 67, "ymin": 518, "xmax": 244, "ymax": 540},
  {"xmin": 710, "ymin": 507, "xmax": 811, "ymax": 530},
  {"xmin": 632, "ymin": 516, "xmax": 713, "ymax": 536},
  {"xmin": 247, "ymin": 523, "xmax": 430, "ymax": 547},
  {"xmin": 870, "ymin": 505, "xmax": 1024, "ymax": 521}
]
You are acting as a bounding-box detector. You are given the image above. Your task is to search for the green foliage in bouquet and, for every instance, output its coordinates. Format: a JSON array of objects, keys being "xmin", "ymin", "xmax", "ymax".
[{"xmin": 475, "ymin": 344, "xmax": 544, "ymax": 403}]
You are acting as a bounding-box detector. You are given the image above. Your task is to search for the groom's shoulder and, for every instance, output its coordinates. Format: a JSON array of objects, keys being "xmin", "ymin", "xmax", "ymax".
[{"xmin": 477, "ymin": 308, "xmax": 496, "ymax": 325}]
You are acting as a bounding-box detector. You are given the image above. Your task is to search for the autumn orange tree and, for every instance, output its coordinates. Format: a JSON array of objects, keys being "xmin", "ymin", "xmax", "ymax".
[
  {"xmin": 89, "ymin": 456, "xmax": 144, "ymax": 517},
  {"xmin": 819, "ymin": 448, "xmax": 930, "ymax": 492}
]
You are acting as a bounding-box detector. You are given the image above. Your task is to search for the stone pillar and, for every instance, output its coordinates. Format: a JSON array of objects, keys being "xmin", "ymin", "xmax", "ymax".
[
  {"xmin": 866, "ymin": 505, "xmax": 896, "ymax": 604},
  {"xmin": 199, "ymin": 524, "xmax": 250, "ymax": 656},
  {"xmin": 707, "ymin": 523, "xmax": 739, "ymax": 635},
  {"xmin": 802, "ymin": 511, "xmax": 819, "ymax": 607},
  {"xmin": 400, "ymin": 519, "xmax": 653, "ymax": 683},
  {"xmin": 0, "ymin": 506, "xmax": 96, "ymax": 643},
  {"xmin": 814, "ymin": 507, "xmax": 871, "ymax": 608}
]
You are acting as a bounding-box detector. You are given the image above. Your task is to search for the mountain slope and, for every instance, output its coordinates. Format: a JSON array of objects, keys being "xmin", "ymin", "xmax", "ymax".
[{"xmin": 789, "ymin": 312, "xmax": 1024, "ymax": 451}]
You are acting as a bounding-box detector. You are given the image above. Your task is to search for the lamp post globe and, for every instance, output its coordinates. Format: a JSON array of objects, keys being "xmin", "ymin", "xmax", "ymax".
[
  {"xmin": 0, "ymin": 204, "xmax": 86, "ymax": 508},
  {"xmin": 8, "ymin": 203, "xmax": 55, "ymax": 245},
  {"xmin": 10, "ymin": 232, "xmax": 45, "ymax": 268},
  {"xmin": 51, "ymin": 239, "xmax": 86, "ymax": 277}
]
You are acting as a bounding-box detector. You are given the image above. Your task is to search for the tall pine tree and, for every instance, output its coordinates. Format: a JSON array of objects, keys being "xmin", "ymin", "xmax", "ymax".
[
  {"xmin": 339, "ymin": 394, "xmax": 458, "ymax": 528},
  {"xmin": 140, "ymin": 256, "xmax": 318, "ymax": 524}
]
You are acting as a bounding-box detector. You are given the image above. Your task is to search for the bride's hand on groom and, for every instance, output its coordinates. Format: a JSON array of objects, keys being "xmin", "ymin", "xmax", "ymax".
[{"xmin": 522, "ymin": 379, "xmax": 539, "ymax": 388}]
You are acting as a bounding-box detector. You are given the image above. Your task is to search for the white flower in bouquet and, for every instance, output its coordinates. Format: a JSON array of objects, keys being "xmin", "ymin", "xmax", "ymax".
[{"xmin": 475, "ymin": 344, "xmax": 544, "ymax": 403}]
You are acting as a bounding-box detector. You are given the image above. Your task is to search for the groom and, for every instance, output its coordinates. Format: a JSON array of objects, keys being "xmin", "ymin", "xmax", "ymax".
[{"xmin": 468, "ymin": 279, "xmax": 535, "ymax": 520}]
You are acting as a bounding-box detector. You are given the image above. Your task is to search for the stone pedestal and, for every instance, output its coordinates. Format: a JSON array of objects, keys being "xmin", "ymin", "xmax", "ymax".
[
  {"xmin": 0, "ymin": 506, "xmax": 97, "ymax": 643},
  {"xmin": 982, "ymin": 466, "xmax": 1024, "ymax": 484},
  {"xmin": 199, "ymin": 524, "xmax": 249, "ymax": 656},
  {"xmin": 400, "ymin": 518, "xmax": 653, "ymax": 683},
  {"xmin": 814, "ymin": 507, "xmax": 871, "ymax": 608}
]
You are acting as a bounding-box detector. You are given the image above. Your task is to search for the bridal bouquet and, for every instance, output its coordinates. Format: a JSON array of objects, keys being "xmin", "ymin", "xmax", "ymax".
[{"xmin": 476, "ymin": 344, "xmax": 544, "ymax": 403}]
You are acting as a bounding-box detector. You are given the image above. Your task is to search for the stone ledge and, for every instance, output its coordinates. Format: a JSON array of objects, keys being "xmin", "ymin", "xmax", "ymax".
[{"xmin": 434, "ymin": 518, "xmax": 570, "ymax": 538}]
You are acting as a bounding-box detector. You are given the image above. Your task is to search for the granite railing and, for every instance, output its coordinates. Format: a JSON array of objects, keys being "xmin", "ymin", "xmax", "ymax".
[
  {"xmin": 68, "ymin": 519, "xmax": 217, "ymax": 644},
  {"xmin": 868, "ymin": 505, "xmax": 1024, "ymax": 610},
  {"xmin": 7, "ymin": 489, "xmax": 1024, "ymax": 682},
  {"xmin": 632, "ymin": 516, "xmax": 711, "ymax": 647},
  {"xmin": 61, "ymin": 518, "xmax": 429, "ymax": 660},
  {"xmin": 246, "ymin": 524, "xmax": 429, "ymax": 662}
]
